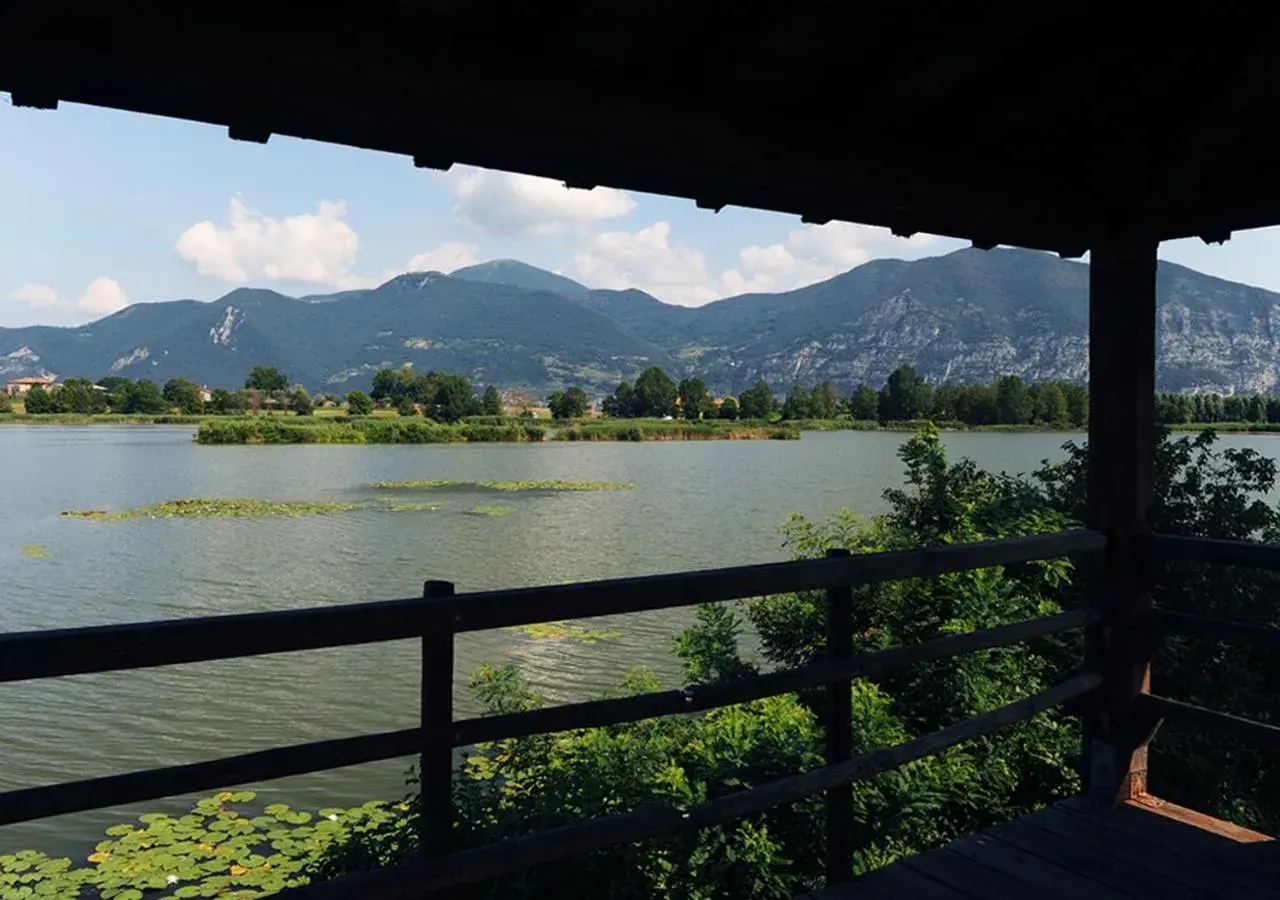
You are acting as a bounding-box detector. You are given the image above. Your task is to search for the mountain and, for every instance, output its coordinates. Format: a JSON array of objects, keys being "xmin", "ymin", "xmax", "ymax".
[
  {"xmin": 451, "ymin": 260, "xmax": 589, "ymax": 296},
  {"xmin": 4, "ymin": 248, "xmax": 1280, "ymax": 395}
]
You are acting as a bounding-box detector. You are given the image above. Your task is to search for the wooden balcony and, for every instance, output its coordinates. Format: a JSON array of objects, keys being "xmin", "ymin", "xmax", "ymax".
[
  {"xmin": 807, "ymin": 795, "xmax": 1275, "ymax": 900},
  {"xmin": 3, "ymin": 529, "xmax": 1280, "ymax": 896}
]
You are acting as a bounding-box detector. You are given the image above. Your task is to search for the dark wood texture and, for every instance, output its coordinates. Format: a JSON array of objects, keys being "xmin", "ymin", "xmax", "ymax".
[
  {"xmin": 284, "ymin": 674, "xmax": 1100, "ymax": 896},
  {"xmin": 824, "ymin": 548, "xmax": 855, "ymax": 886},
  {"xmin": 1136, "ymin": 693, "xmax": 1280, "ymax": 750},
  {"xmin": 8, "ymin": 8, "xmax": 1280, "ymax": 253},
  {"xmin": 1144, "ymin": 607, "xmax": 1280, "ymax": 648},
  {"xmin": 0, "ymin": 530, "xmax": 1102, "ymax": 683},
  {"xmin": 420, "ymin": 580, "xmax": 455, "ymax": 858},
  {"xmin": 1145, "ymin": 533, "xmax": 1280, "ymax": 570},
  {"xmin": 0, "ymin": 728, "xmax": 421, "ymax": 826},
  {"xmin": 1084, "ymin": 235, "xmax": 1158, "ymax": 804},
  {"xmin": 450, "ymin": 607, "xmax": 1099, "ymax": 745},
  {"xmin": 809, "ymin": 795, "xmax": 1279, "ymax": 899}
]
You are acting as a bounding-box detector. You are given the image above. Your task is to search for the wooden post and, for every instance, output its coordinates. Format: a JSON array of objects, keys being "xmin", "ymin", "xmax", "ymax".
[
  {"xmin": 824, "ymin": 548, "xmax": 854, "ymax": 885},
  {"xmin": 1084, "ymin": 232, "xmax": 1157, "ymax": 805},
  {"xmin": 420, "ymin": 580, "xmax": 456, "ymax": 858}
]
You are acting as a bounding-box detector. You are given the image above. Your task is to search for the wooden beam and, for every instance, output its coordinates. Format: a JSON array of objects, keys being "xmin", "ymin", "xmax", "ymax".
[
  {"xmin": 824, "ymin": 548, "xmax": 855, "ymax": 886},
  {"xmin": 1144, "ymin": 607, "xmax": 1280, "ymax": 649},
  {"xmin": 0, "ymin": 607, "xmax": 1098, "ymax": 827},
  {"xmin": 451, "ymin": 607, "xmax": 1099, "ymax": 746},
  {"xmin": 1136, "ymin": 693, "xmax": 1280, "ymax": 751},
  {"xmin": 420, "ymin": 581, "xmax": 455, "ymax": 858},
  {"xmin": 285, "ymin": 673, "xmax": 1102, "ymax": 898},
  {"xmin": 1085, "ymin": 231, "xmax": 1158, "ymax": 804},
  {"xmin": 1144, "ymin": 533, "xmax": 1280, "ymax": 571},
  {"xmin": 0, "ymin": 530, "xmax": 1104, "ymax": 683},
  {"xmin": 0, "ymin": 728, "xmax": 421, "ymax": 826}
]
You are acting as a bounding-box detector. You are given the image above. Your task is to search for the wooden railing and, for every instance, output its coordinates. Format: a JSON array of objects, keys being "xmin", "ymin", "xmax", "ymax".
[
  {"xmin": 1132, "ymin": 534, "xmax": 1280, "ymax": 754},
  {"xmin": 0, "ymin": 529, "xmax": 1108, "ymax": 896}
]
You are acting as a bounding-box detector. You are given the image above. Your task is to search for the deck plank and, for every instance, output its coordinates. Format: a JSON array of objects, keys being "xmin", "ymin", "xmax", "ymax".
[{"xmin": 805, "ymin": 795, "xmax": 1276, "ymax": 900}]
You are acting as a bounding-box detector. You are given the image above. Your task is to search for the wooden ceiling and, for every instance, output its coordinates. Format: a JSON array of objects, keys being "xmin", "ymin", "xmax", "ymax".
[{"xmin": 4, "ymin": 4, "xmax": 1280, "ymax": 256}]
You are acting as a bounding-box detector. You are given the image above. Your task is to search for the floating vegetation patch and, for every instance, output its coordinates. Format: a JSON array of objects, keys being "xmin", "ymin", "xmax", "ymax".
[
  {"xmin": 380, "ymin": 501, "xmax": 442, "ymax": 512},
  {"xmin": 370, "ymin": 479, "xmax": 634, "ymax": 492},
  {"xmin": 61, "ymin": 498, "xmax": 361, "ymax": 521},
  {"xmin": 0, "ymin": 791, "xmax": 411, "ymax": 899},
  {"xmin": 506, "ymin": 621, "xmax": 623, "ymax": 645},
  {"xmin": 20, "ymin": 544, "xmax": 53, "ymax": 558},
  {"xmin": 468, "ymin": 506, "xmax": 514, "ymax": 517}
]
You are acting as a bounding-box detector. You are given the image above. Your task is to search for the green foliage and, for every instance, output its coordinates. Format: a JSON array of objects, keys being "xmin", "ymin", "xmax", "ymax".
[
  {"xmin": 345, "ymin": 390, "xmax": 374, "ymax": 416},
  {"xmin": 548, "ymin": 386, "xmax": 590, "ymax": 420},
  {"xmin": 288, "ymin": 387, "xmax": 313, "ymax": 416},
  {"xmin": 370, "ymin": 479, "xmax": 634, "ymax": 491},
  {"xmin": 678, "ymin": 377, "xmax": 712, "ymax": 420},
  {"xmin": 61, "ymin": 498, "xmax": 360, "ymax": 521},
  {"xmin": 245, "ymin": 366, "xmax": 289, "ymax": 393},
  {"xmin": 737, "ymin": 381, "xmax": 773, "ymax": 420},
  {"xmin": 22, "ymin": 385, "xmax": 55, "ymax": 413},
  {"xmin": 193, "ymin": 418, "xmax": 546, "ymax": 445},
  {"xmin": 481, "ymin": 385, "xmax": 503, "ymax": 416},
  {"xmin": 369, "ymin": 366, "xmax": 481, "ymax": 422},
  {"xmin": 553, "ymin": 420, "xmax": 797, "ymax": 442},
  {"xmin": 717, "ymin": 397, "xmax": 739, "ymax": 420},
  {"xmin": 163, "ymin": 378, "xmax": 205, "ymax": 414},
  {"xmin": 507, "ymin": 622, "xmax": 624, "ymax": 645},
  {"xmin": 0, "ymin": 792, "xmax": 410, "ymax": 899}
]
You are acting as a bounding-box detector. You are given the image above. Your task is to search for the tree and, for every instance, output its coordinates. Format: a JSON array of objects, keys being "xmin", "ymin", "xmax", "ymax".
[
  {"xmin": 115, "ymin": 379, "xmax": 169, "ymax": 414},
  {"xmin": 397, "ymin": 396, "xmax": 418, "ymax": 417},
  {"xmin": 718, "ymin": 397, "xmax": 739, "ymax": 420},
  {"xmin": 677, "ymin": 377, "xmax": 711, "ymax": 420},
  {"xmin": 737, "ymin": 380, "xmax": 773, "ymax": 419},
  {"xmin": 163, "ymin": 378, "xmax": 204, "ymax": 414},
  {"xmin": 847, "ymin": 384, "xmax": 879, "ymax": 421},
  {"xmin": 481, "ymin": 385, "xmax": 503, "ymax": 416},
  {"xmin": 55, "ymin": 377, "xmax": 109, "ymax": 414},
  {"xmin": 810, "ymin": 381, "xmax": 841, "ymax": 419},
  {"xmin": 993, "ymin": 375, "xmax": 1032, "ymax": 424},
  {"xmin": 245, "ymin": 365, "xmax": 289, "ymax": 393},
  {"xmin": 429, "ymin": 373, "xmax": 478, "ymax": 422},
  {"xmin": 289, "ymin": 387, "xmax": 313, "ymax": 416},
  {"xmin": 548, "ymin": 386, "xmax": 590, "ymax": 420},
  {"xmin": 1032, "ymin": 381, "xmax": 1069, "ymax": 427},
  {"xmin": 632, "ymin": 367, "xmax": 678, "ymax": 418},
  {"xmin": 780, "ymin": 386, "xmax": 812, "ymax": 420},
  {"xmin": 346, "ymin": 391, "xmax": 374, "ymax": 416},
  {"xmin": 878, "ymin": 365, "xmax": 930, "ymax": 421},
  {"xmin": 207, "ymin": 388, "xmax": 240, "ymax": 414},
  {"xmin": 22, "ymin": 386, "xmax": 55, "ymax": 413},
  {"xmin": 602, "ymin": 381, "xmax": 636, "ymax": 418}
]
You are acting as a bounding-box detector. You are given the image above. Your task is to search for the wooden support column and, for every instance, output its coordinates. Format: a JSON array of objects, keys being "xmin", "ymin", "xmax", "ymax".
[
  {"xmin": 824, "ymin": 548, "xmax": 854, "ymax": 885},
  {"xmin": 420, "ymin": 580, "xmax": 456, "ymax": 858},
  {"xmin": 1084, "ymin": 232, "xmax": 1158, "ymax": 805}
]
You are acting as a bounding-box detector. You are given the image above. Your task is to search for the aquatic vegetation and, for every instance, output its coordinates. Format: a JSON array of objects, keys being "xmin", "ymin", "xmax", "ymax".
[
  {"xmin": 195, "ymin": 418, "xmax": 545, "ymax": 445},
  {"xmin": 0, "ymin": 791, "xmax": 411, "ymax": 899},
  {"xmin": 506, "ymin": 621, "xmax": 623, "ymax": 645},
  {"xmin": 369, "ymin": 479, "xmax": 634, "ymax": 491},
  {"xmin": 553, "ymin": 420, "xmax": 799, "ymax": 441},
  {"xmin": 20, "ymin": 544, "xmax": 53, "ymax": 558},
  {"xmin": 468, "ymin": 506, "xmax": 514, "ymax": 517},
  {"xmin": 61, "ymin": 498, "xmax": 360, "ymax": 521},
  {"xmin": 380, "ymin": 501, "xmax": 443, "ymax": 512}
]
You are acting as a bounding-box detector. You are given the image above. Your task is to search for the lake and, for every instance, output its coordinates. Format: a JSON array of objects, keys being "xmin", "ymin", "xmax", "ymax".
[{"xmin": 0, "ymin": 425, "xmax": 1268, "ymax": 856}]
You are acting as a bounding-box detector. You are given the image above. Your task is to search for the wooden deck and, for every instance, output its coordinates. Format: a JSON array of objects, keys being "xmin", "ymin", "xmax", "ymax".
[{"xmin": 805, "ymin": 795, "xmax": 1276, "ymax": 899}]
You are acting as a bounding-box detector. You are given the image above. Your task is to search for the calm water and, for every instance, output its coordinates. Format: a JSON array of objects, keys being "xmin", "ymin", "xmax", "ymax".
[{"xmin": 1, "ymin": 426, "xmax": 1266, "ymax": 856}]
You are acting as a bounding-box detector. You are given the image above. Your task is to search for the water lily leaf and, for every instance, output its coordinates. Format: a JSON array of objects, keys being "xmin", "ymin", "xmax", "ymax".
[
  {"xmin": 229, "ymin": 791, "xmax": 256, "ymax": 803},
  {"xmin": 175, "ymin": 887, "xmax": 203, "ymax": 899}
]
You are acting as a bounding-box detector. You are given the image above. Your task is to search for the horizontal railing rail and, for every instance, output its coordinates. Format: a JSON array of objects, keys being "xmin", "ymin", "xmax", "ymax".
[
  {"xmin": 0, "ymin": 528, "xmax": 1107, "ymax": 893},
  {"xmin": 1144, "ymin": 533, "xmax": 1280, "ymax": 571},
  {"xmin": 290, "ymin": 672, "xmax": 1103, "ymax": 899},
  {"xmin": 0, "ymin": 529, "xmax": 1105, "ymax": 684},
  {"xmin": 0, "ymin": 606, "xmax": 1099, "ymax": 826}
]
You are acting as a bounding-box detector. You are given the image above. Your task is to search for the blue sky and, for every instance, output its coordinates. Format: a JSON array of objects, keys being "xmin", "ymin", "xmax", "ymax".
[{"xmin": 4, "ymin": 98, "xmax": 1280, "ymax": 328}]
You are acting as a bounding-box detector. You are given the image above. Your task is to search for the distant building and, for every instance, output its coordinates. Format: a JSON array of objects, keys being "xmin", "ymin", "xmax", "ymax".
[
  {"xmin": 199, "ymin": 387, "xmax": 213, "ymax": 403},
  {"xmin": 5, "ymin": 376, "xmax": 55, "ymax": 397}
]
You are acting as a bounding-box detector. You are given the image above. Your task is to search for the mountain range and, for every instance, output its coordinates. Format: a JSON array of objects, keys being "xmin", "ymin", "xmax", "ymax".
[{"xmin": 5, "ymin": 248, "xmax": 1280, "ymax": 396}]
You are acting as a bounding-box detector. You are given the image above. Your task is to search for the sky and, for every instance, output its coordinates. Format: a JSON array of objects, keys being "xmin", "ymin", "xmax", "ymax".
[{"xmin": 5, "ymin": 97, "xmax": 1280, "ymax": 329}]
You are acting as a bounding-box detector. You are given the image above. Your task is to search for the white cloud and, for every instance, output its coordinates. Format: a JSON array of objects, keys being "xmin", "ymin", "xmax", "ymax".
[
  {"xmin": 405, "ymin": 242, "xmax": 479, "ymax": 273},
  {"xmin": 175, "ymin": 197, "xmax": 360, "ymax": 287},
  {"xmin": 8, "ymin": 283, "xmax": 63, "ymax": 309},
  {"xmin": 575, "ymin": 222, "xmax": 720, "ymax": 306},
  {"xmin": 7, "ymin": 277, "xmax": 130, "ymax": 317},
  {"xmin": 452, "ymin": 167, "xmax": 635, "ymax": 237},
  {"xmin": 77, "ymin": 277, "xmax": 130, "ymax": 314},
  {"xmin": 721, "ymin": 222, "xmax": 941, "ymax": 295}
]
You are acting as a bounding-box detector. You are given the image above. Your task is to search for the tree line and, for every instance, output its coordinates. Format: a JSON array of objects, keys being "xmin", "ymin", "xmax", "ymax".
[{"xmin": 589, "ymin": 364, "xmax": 1090, "ymax": 427}]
